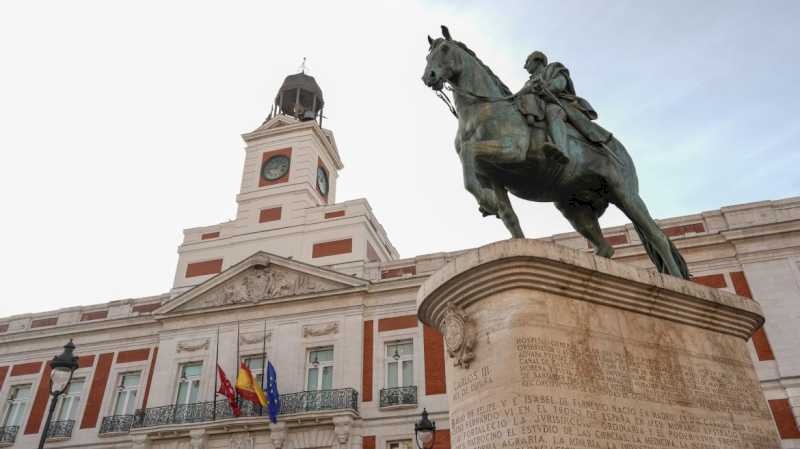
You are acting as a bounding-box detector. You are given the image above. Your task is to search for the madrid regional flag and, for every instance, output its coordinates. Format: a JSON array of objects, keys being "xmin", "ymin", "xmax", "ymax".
[{"xmin": 236, "ymin": 362, "xmax": 267, "ymax": 407}]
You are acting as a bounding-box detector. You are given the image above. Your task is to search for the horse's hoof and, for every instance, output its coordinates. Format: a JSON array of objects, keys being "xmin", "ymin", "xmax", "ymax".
[{"xmin": 596, "ymin": 246, "xmax": 615, "ymax": 258}]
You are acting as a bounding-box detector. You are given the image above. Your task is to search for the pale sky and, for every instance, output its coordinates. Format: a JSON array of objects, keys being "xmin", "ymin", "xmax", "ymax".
[{"xmin": 1, "ymin": 0, "xmax": 798, "ymax": 317}]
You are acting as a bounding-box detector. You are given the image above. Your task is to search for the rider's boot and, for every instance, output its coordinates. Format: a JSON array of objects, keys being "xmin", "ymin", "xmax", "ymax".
[{"xmin": 542, "ymin": 120, "xmax": 570, "ymax": 165}]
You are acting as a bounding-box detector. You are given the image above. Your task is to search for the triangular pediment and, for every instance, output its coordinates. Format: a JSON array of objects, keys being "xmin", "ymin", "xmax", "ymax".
[{"xmin": 160, "ymin": 252, "xmax": 368, "ymax": 314}]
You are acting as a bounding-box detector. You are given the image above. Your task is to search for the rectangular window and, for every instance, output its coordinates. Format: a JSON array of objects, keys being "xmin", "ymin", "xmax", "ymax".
[
  {"xmin": 242, "ymin": 356, "xmax": 267, "ymax": 389},
  {"xmin": 175, "ymin": 363, "xmax": 202, "ymax": 406},
  {"xmin": 386, "ymin": 341, "xmax": 414, "ymax": 388},
  {"xmin": 306, "ymin": 348, "xmax": 334, "ymax": 391},
  {"xmin": 388, "ymin": 441, "xmax": 413, "ymax": 449},
  {"xmin": 54, "ymin": 379, "xmax": 84, "ymax": 421},
  {"xmin": 113, "ymin": 372, "xmax": 141, "ymax": 416},
  {"xmin": 2, "ymin": 384, "xmax": 32, "ymax": 427}
]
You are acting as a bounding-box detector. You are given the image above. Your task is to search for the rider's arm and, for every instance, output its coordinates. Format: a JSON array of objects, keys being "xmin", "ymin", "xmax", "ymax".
[{"xmin": 546, "ymin": 74, "xmax": 568, "ymax": 95}]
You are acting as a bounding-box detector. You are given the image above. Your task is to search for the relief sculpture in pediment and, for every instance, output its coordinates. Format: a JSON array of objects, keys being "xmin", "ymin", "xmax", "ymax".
[{"xmin": 181, "ymin": 265, "xmax": 343, "ymax": 311}]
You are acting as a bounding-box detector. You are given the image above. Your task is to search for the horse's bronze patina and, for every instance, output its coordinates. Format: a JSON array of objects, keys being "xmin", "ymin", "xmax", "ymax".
[{"xmin": 422, "ymin": 26, "xmax": 689, "ymax": 279}]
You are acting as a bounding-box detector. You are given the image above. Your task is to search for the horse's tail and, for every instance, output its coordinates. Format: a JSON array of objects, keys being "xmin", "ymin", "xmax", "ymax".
[{"xmin": 633, "ymin": 224, "xmax": 690, "ymax": 280}]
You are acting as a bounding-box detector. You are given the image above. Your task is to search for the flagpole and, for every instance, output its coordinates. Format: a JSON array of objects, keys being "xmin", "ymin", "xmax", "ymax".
[
  {"xmin": 213, "ymin": 326, "xmax": 219, "ymax": 421},
  {"xmin": 235, "ymin": 320, "xmax": 240, "ymax": 406},
  {"xmin": 261, "ymin": 319, "xmax": 268, "ymax": 416}
]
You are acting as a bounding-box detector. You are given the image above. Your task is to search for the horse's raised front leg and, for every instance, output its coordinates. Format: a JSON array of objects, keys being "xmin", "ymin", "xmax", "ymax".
[
  {"xmin": 492, "ymin": 183, "xmax": 525, "ymax": 239},
  {"xmin": 459, "ymin": 143, "xmax": 500, "ymax": 217}
]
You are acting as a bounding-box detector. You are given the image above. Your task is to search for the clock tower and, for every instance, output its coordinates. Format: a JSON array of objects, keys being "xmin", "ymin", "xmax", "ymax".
[{"xmin": 171, "ymin": 70, "xmax": 398, "ymax": 293}]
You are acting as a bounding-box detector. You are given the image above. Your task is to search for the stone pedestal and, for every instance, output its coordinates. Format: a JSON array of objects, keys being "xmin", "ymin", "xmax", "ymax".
[{"xmin": 417, "ymin": 240, "xmax": 781, "ymax": 449}]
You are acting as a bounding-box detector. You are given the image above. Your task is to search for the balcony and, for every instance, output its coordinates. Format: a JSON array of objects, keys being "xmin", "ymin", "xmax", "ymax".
[
  {"xmin": 99, "ymin": 414, "xmax": 137, "ymax": 434},
  {"xmin": 46, "ymin": 420, "xmax": 75, "ymax": 440},
  {"xmin": 99, "ymin": 388, "xmax": 359, "ymax": 433},
  {"xmin": 379, "ymin": 386, "xmax": 418, "ymax": 408},
  {"xmin": 0, "ymin": 426, "xmax": 18, "ymax": 445}
]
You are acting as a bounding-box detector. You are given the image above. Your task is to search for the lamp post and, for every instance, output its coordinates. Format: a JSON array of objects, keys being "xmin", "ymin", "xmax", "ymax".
[
  {"xmin": 414, "ymin": 408, "xmax": 436, "ymax": 449},
  {"xmin": 37, "ymin": 339, "xmax": 79, "ymax": 449}
]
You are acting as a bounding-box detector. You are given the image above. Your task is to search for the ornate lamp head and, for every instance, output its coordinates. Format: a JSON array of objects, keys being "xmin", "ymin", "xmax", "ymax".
[
  {"xmin": 414, "ymin": 408, "xmax": 436, "ymax": 449},
  {"xmin": 49, "ymin": 339, "xmax": 79, "ymax": 395}
]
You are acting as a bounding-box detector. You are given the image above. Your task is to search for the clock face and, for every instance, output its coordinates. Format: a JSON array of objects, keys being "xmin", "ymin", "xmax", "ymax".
[
  {"xmin": 316, "ymin": 166, "xmax": 329, "ymax": 196},
  {"xmin": 261, "ymin": 155, "xmax": 290, "ymax": 181}
]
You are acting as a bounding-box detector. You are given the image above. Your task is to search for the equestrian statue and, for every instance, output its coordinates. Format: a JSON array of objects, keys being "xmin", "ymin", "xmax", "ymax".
[{"xmin": 421, "ymin": 26, "xmax": 690, "ymax": 279}]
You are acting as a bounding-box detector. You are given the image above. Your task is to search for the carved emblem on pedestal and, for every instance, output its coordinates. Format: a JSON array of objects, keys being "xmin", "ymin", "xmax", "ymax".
[{"xmin": 442, "ymin": 303, "xmax": 476, "ymax": 369}]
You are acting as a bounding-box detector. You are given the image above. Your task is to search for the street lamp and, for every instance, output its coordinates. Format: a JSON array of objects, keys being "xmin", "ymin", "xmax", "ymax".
[
  {"xmin": 38, "ymin": 339, "xmax": 79, "ymax": 449},
  {"xmin": 414, "ymin": 408, "xmax": 436, "ymax": 449}
]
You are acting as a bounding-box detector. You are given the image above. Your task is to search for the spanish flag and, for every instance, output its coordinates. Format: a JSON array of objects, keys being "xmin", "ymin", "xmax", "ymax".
[{"xmin": 235, "ymin": 362, "xmax": 267, "ymax": 407}]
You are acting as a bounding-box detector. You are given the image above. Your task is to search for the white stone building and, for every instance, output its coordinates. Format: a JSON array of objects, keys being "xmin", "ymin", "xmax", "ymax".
[{"xmin": 1, "ymin": 72, "xmax": 799, "ymax": 449}]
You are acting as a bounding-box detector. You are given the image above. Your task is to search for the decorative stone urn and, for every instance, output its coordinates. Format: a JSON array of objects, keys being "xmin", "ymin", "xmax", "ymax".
[{"xmin": 417, "ymin": 240, "xmax": 781, "ymax": 449}]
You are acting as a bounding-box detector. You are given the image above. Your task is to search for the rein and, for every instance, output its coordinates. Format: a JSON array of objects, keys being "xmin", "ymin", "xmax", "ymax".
[{"xmin": 433, "ymin": 82, "xmax": 518, "ymax": 119}]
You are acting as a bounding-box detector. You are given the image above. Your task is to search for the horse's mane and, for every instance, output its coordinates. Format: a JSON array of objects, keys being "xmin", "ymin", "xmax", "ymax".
[{"xmin": 450, "ymin": 40, "xmax": 513, "ymax": 96}]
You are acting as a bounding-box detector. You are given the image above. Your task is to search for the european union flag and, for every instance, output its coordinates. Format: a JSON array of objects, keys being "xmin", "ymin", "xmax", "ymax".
[{"xmin": 266, "ymin": 361, "xmax": 281, "ymax": 423}]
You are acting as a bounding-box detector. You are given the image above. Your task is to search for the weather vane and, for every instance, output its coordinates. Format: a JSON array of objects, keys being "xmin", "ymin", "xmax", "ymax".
[{"xmin": 298, "ymin": 57, "xmax": 308, "ymax": 74}]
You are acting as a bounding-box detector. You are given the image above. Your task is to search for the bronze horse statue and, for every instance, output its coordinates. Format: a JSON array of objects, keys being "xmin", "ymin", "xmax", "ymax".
[{"xmin": 422, "ymin": 27, "xmax": 689, "ymax": 279}]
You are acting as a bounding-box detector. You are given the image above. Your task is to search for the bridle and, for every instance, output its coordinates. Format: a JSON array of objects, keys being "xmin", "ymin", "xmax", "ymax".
[{"xmin": 433, "ymin": 81, "xmax": 518, "ymax": 119}]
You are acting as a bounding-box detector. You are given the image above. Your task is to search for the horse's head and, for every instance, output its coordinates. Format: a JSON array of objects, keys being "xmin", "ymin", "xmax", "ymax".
[{"xmin": 422, "ymin": 26, "xmax": 464, "ymax": 91}]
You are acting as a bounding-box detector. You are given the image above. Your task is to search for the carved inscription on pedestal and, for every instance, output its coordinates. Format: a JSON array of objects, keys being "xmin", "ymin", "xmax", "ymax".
[{"xmin": 447, "ymin": 327, "xmax": 780, "ymax": 449}]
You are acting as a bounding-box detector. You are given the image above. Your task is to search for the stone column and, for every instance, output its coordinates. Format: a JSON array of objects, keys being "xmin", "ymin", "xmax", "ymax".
[{"xmin": 417, "ymin": 240, "xmax": 782, "ymax": 449}]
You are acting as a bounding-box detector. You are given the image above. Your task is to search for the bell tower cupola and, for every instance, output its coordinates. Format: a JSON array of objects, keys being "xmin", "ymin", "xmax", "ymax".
[{"xmin": 268, "ymin": 63, "xmax": 325, "ymax": 125}]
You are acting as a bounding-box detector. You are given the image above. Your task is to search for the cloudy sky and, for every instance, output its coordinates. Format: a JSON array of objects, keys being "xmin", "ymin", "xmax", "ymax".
[{"xmin": 1, "ymin": 0, "xmax": 798, "ymax": 317}]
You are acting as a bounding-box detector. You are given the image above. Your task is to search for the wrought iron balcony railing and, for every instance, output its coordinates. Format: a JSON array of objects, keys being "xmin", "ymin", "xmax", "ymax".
[
  {"xmin": 279, "ymin": 388, "xmax": 359, "ymax": 415},
  {"xmin": 99, "ymin": 414, "xmax": 137, "ymax": 434},
  {"xmin": 379, "ymin": 386, "xmax": 418, "ymax": 408},
  {"xmin": 0, "ymin": 426, "xmax": 19, "ymax": 444},
  {"xmin": 46, "ymin": 419, "xmax": 75, "ymax": 439},
  {"xmin": 124, "ymin": 388, "xmax": 358, "ymax": 430}
]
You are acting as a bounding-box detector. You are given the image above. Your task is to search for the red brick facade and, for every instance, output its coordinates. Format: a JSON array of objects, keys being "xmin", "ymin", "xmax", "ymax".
[
  {"xmin": 434, "ymin": 429, "xmax": 452, "ymax": 449},
  {"xmin": 664, "ymin": 222, "xmax": 705, "ymax": 237},
  {"xmin": 117, "ymin": 348, "xmax": 151, "ymax": 364},
  {"xmin": 132, "ymin": 303, "xmax": 161, "ymax": 314},
  {"xmin": 423, "ymin": 324, "xmax": 447, "ymax": 395},
  {"xmin": 11, "ymin": 361, "xmax": 42, "ymax": 376},
  {"xmin": 81, "ymin": 310, "xmax": 108, "ymax": 321},
  {"xmin": 141, "ymin": 346, "xmax": 159, "ymax": 408},
  {"xmin": 80, "ymin": 352, "xmax": 114, "ymax": 429},
  {"xmin": 768, "ymin": 399, "xmax": 800, "ymax": 439},
  {"xmin": 312, "ymin": 239, "xmax": 352, "ymax": 258},
  {"xmin": 30, "ymin": 317, "xmax": 58, "ymax": 328},
  {"xmin": 362, "ymin": 321, "xmax": 374, "ymax": 402},
  {"xmin": 692, "ymin": 274, "xmax": 727, "ymax": 289},
  {"xmin": 78, "ymin": 355, "xmax": 96, "ymax": 369},
  {"xmin": 186, "ymin": 259, "xmax": 223, "ymax": 277},
  {"xmin": 381, "ymin": 265, "xmax": 417, "ymax": 279},
  {"xmin": 730, "ymin": 271, "xmax": 776, "ymax": 361},
  {"xmin": 378, "ymin": 315, "xmax": 418, "ymax": 332},
  {"xmin": 259, "ymin": 207, "xmax": 282, "ymax": 223},
  {"xmin": 324, "ymin": 210, "xmax": 345, "ymax": 219},
  {"xmin": 0, "ymin": 366, "xmax": 8, "ymax": 393},
  {"xmin": 24, "ymin": 361, "xmax": 51, "ymax": 434}
]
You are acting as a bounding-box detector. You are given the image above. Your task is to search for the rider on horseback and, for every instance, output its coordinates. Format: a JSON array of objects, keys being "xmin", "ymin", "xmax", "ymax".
[{"xmin": 517, "ymin": 51, "xmax": 612, "ymax": 164}]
